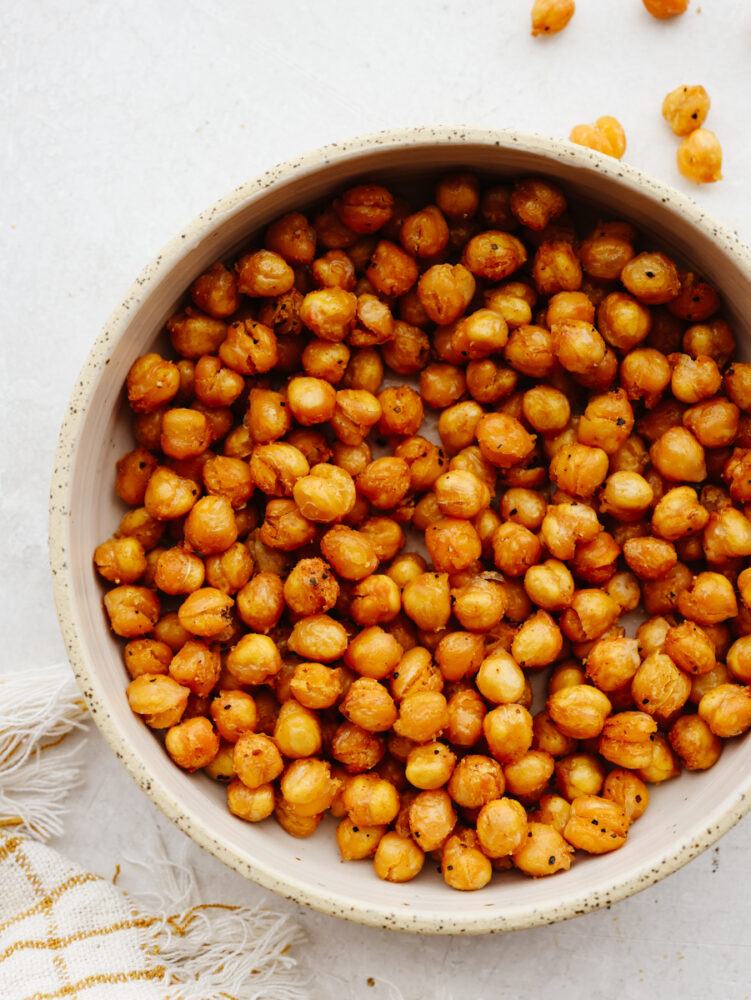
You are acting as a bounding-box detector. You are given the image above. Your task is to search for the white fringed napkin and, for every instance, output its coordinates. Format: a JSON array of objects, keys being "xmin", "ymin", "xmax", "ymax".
[{"xmin": 0, "ymin": 665, "xmax": 309, "ymax": 1000}]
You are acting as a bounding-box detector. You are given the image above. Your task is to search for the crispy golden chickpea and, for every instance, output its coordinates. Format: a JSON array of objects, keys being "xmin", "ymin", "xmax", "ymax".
[
  {"xmin": 334, "ymin": 184, "xmax": 394, "ymax": 234},
  {"xmin": 677, "ymin": 129, "xmax": 722, "ymax": 184},
  {"xmin": 511, "ymin": 612, "xmax": 561, "ymax": 670},
  {"xmin": 389, "ymin": 647, "xmax": 442, "ymax": 702},
  {"xmin": 555, "ymin": 753, "xmax": 606, "ymax": 800},
  {"xmin": 560, "ymin": 589, "xmax": 620, "ymax": 643},
  {"xmin": 234, "ymin": 573, "xmax": 283, "ymax": 634},
  {"xmin": 550, "ymin": 321, "xmax": 606, "ymax": 378},
  {"xmin": 280, "ymin": 758, "xmax": 340, "ymax": 816},
  {"xmin": 126, "ymin": 353, "xmax": 180, "ymax": 414},
  {"xmin": 504, "ymin": 749, "xmax": 555, "ymax": 803},
  {"xmin": 335, "ymin": 817, "xmax": 387, "ymax": 860},
  {"xmin": 523, "ymin": 558, "xmax": 575, "ymax": 612},
  {"xmin": 318, "ymin": 525, "xmax": 377, "ymax": 581},
  {"xmin": 144, "ymin": 467, "xmax": 199, "ymax": 521},
  {"xmin": 226, "ymin": 632, "xmax": 281, "ymax": 686},
  {"xmin": 259, "ymin": 499, "xmax": 316, "ymax": 552},
  {"xmin": 124, "ymin": 638, "xmax": 172, "ymax": 679},
  {"xmin": 637, "ymin": 732, "xmax": 681, "ymax": 784},
  {"xmin": 256, "ymin": 286, "xmax": 304, "ymax": 338},
  {"xmin": 343, "ymin": 773, "xmax": 399, "ymax": 827},
  {"xmin": 504, "ymin": 324, "xmax": 555, "ymax": 378},
  {"xmin": 329, "ymin": 721, "xmax": 385, "ymax": 774},
  {"xmin": 549, "ymin": 445, "xmax": 609, "ymax": 500},
  {"xmin": 399, "ymin": 204, "xmax": 449, "ymax": 258},
  {"xmin": 619, "ymin": 348, "xmax": 671, "ymax": 409},
  {"xmin": 245, "ymin": 389, "xmax": 290, "ymax": 447},
  {"xmin": 359, "ymin": 517, "xmax": 404, "ymax": 562},
  {"xmin": 652, "ymin": 485, "xmax": 708, "ymax": 541},
  {"xmin": 343, "ymin": 625, "xmax": 403, "ymax": 681},
  {"xmin": 677, "ymin": 571, "xmax": 738, "ymax": 625},
  {"xmin": 116, "ymin": 448, "xmax": 159, "ymax": 507},
  {"xmin": 570, "ymin": 117, "xmax": 626, "ymax": 159},
  {"xmin": 404, "ymin": 742, "xmax": 457, "ymax": 792},
  {"xmin": 643, "ymin": 0, "xmax": 687, "ymax": 15},
  {"xmin": 669, "ymin": 271, "xmax": 720, "ymax": 323},
  {"xmin": 273, "ymin": 700, "xmax": 323, "ymax": 760},
  {"xmin": 330, "ymin": 388, "xmax": 382, "ymax": 446},
  {"xmin": 168, "ymin": 308, "xmax": 227, "ymax": 359},
  {"xmin": 282, "ymin": 557, "xmax": 338, "ymax": 617},
  {"xmin": 433, "ymin": 632, "xmax": 483, "ymax": 683},
  {"xmin": 350, "ymin": 574, "xmax": 401, "ymax": 626},
  {"xmin": 669, "ymin": 352, "xmax": 721, "ymax": 405},
  {"xmin": 284, "ymin": 376, "xmax": 336, "ymax": 427},
  {"xmin": 183, "ymin": 494, "xmax": 237, "ymax": 556},
  {"xmin": 520, "ymin": 385, "xmax": 570, "ymax": 436},
  {"xmin": 209, "ymin": 689, "xmax": 258, "ymax": 743},
  {"xmin": 417, "ymin": 263, "xmax": 475, "ymax": 326},
  {"xmin": 373, "ymin": 831, "xmax": 424, "ymax": 883},
  {"xmin": 621, "ymin": 536, "xmax": 677, "ymax": 581},
  {"xmin": 441, "ymin": 829, "xmax": 492, "ymax": 891},
  {"xmin": 365, "ymin": 240, "xmax": 418, "ymax": 298},
  {"xmin": 451, "ymin": 309, "xmax": 509, "ymax": 362},
  {"xmin": 529, "ymin": 794, "xmax": 571, "ymax": 833},
  {"xmin": 484, "ymin": 704, "xmax": 534, "ymax": 765},
  {"xmin": 531, "ymin": 0, "xmax": 575, "ymax": 36},
  {"xmin": 662, "ymin": 84, "xmax": 710, "ymax": 136},
  {"xmin": 434, "ymin": 172, "xmax": 479, "ymax": 220},
  {"xmin": 650, "ymin": 427, "xmax": 707, "ymax": 483},
  {"xmin": 265, "ymin": 211, "xmax": 316, "ymax": 265},
  {"xmin": 603, "ymin": 570, "xmax": 641, "ymax": 614},
  {"xmin": 387, "ymin": 553, "xmax": 428, "ymax": 591},
  {"xmin": 432, "ymin": 470, "xmax": 488, "ymax": 520},
  {"xmin": 631, "ymin": 652, "xmax": 691, "ymax": 723},
  {"xmin": 601, "ymin": 770, "xmax": 649, "ymax": 824},
  {"xmin": 703, "ymin": 506, "xmax": 751, "ymax": 563},
  {"xmin": 394, "ymin": 437, "xmax": 445, "ymax": 493},
  {"xmin": 547, "ymin": 685, "xmax": 612, "ymax": 740},
  {"xmin": 204, "ymin": 742, "xmax": 236, "ymax": 782},
  {"xmin": 545, "ymin": 290, "xmax": 594, "ymax": 328},
  {"xmin": 475, "ymin": 413, "xmax": 536, "ymax": 471},
  {"xmin": 510, "ymin": 178, "xmax": 566, "ymax": 232},
  {"xmin": 299, "ymin": 287, "xmax": 358, "ymax": 342},
  {"xmin": 684, "ymin": 318, "xmax": 735, "ymax": 367},
  {"xmin": 437, "ymin": 400, "xmax": 484, "ymax": 456},
  {"xmin": 668, "ymin": 714, "xmax": 722, "ymax": 771},
  {"xmin": 512, "ymin": 821, "xmax": 573, "ymax": 876},
  {"xmin": 233, "ymin": 732, "xmax": 284, "ymax": 789},
  {"xmin": 227, "ymin": 780, "xmax": 275, "ymax": 822},
  {"xmin": 311, "ymin": 249, "xmax": 356, "ymax": 291},
  {"xmin": 274, "ymin": 798, "xmax": 324, "ymax": 838},
  {"xmin": 287, "ymin": 662, "xmax": 343, "ymax": 711},
  {"xmin": 104, "ymin": 585, "xmax": 160, "ymax": 638},
  {"xmin": 338, "ymin": 676, "xmax": 396, "ymax": 733},
  {"xmin": 461, "ymin": 231, "xmax": 527, "ymax": 283},
  {"xmin": 381, "ymin": 320, "xmax": 430, "ymax": 375},
  {"xmin": 532, "ymin": 240, "xmax": 582, "ymax": 296},
  {"xmin": 621, "ymin": 252, "xmax": 681, "ymax": 305},
  {"xmin": 698, "ymin": 684, "xmax": 751, "ymax": 738},
  {"xmin": 683, "ymin": 396, "xmax": 739, "ymax": 449},
  {"xmin": 94, "ymin": 536, "xmax": 147, "ymax": 586},
  {"xmin": 419, "ymin": 363, "xmax": 466, "ymax": 410},
  {"xmin": 577, "ymin": 222, "xmax": 634, "ymax": 282},
  {"xmin": 219, "ymin": 320, "xmax": 278, "ymax": 376},
  {"xmin": 392, "ymin": 691, "xmax": 449, "ymax": 744},
  {"xmin": 166, "ymin": 639, "xmax": 219, "ymax": 697},
  {"xmin": 152, "ymin": 611, "xmax": 192, "ymax": 653},
  {"xmin": 292, "ymin": 463, "xmax": 356, "ymax": 523},
  {"xmin": 377, "ymin": 386, "xmax": 424, "ymax": 439},
  {"xmin": 531, "ymin": 711, "xmax": 576, "ymax": 759},
  {"xmin": 235, "ymin": 249, "xmax": 294, "ymax": 298},
  {"xmin": 451, "ymin": 576, "xmax": 505, "ymax": 633},
  {"xmin": 423, "ymin": 519, "xmax": 481, "ymax": 577},
  {"xmin": 356, "ymin": 457, "xmax": 410, "ymax": 511},
  {"xmin": 126, "ymin": 673, "xmax": 189, "ymax": 728},
  {"xmin": 599, "ymin": 472, "xmax": 653, "ymax": 523},
  {"xmin": 584, "ymin": 636, "xmax": 639, "ymax": 693},
  {"xmin": 331, "ymin": 441, "xmax": 372, "ymax": 479},
  {"xmin": 405, "ymin": 789, "xmax": 456, "ymax": 853},
  {"xmin": 563, "ymin": 795, "xmax": 628, "ymax": 854},
  {"xmin": 596, "ymin": 292, "xmax": 651, "ymax": 353},
  {"xmin": 164, "ymin": 716, "xmax": 219, "ymax": 772},
  {"xmin": 201, "ymin": 456, "xmax": 252, "ymax": 510},
  {"xmin": 475, "ymin": 649, "xmax": 525, "ymax": 705}
]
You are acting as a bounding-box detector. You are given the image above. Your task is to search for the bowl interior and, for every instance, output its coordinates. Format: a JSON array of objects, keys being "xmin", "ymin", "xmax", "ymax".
[{"xmin": 52, "ymin": 131, "xmax": 751, "ymax": 932}]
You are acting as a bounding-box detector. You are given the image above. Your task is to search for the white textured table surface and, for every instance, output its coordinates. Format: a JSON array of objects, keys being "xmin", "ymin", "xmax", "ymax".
[{"xmin": 4, "ymin": 1, "xmax": 751, "ymax": 997}]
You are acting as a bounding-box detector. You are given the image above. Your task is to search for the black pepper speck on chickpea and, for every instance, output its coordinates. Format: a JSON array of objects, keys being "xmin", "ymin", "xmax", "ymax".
[{"xmin": 101, "ymin": 169, "xmax": 751, "ymax": 891}]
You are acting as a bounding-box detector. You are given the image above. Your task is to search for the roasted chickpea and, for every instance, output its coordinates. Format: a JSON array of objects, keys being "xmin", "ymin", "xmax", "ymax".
[
  {"xmin": 524, "ymin": 558, "xmax": 575, "ymax": 611},
  {"xmin": 292, "ymin": 464, "xmax": 356, "ymax": 523},
  {"xmin": 563, "ymin": 795, "xmax": 628, "ymax": 854},
  {"xmin": 510, "ymin": 178, "xmax": 566, "ymax": 232},
  {"xmin": 484, "ymin": 704, "xmax": 534, "ymax": 765},
  {"xmin": 126, "ymin": 673, "xmax": 189, "ymax": 728},
  {"xmin": 334, "ymin": 184, "xmax": 394, "ymax": 234},
  {"xmin": 669, "ymin": 714, "xmax": 722, "ymax": 771},
  {"xmin": 570, "ymin": 117, "xmax": 626, "ymax": 159},
  {"xmin": 511, "ymin": 610, "xmax": 563, "ymax": 669},
  {"xmin": 650, "ymin": 427, "xmax": 707, "ymax": 483},
  {"xmin": 677, "ymin": 571, "xmax": 738, "ymax": 625},
  {"xmin": 560, "ymin": 589, "xmax": 619, "ymax": 643},
  {"xmin": 440, "ymin": 829, "xmax": 492, "ymax": 892},
  {"xmin": 512, "ymin": 821, "xmax": 573, "ymax": 876},
  {"xmin": 547, "ymin": 684, "xmax": 612, "ymax": 740},
  {"xmin": 209, "ymin": 689, "xmax": 258, "ymax": 743},
  {"xmin": 373, "ymin": 831, "xmax": 424, "ymax": 883},
  {"xmin": 698, "ymin": 684, "xmax": 751, "ymax": 738},
  {"xmin": 126, "ymin": 353, "xmax": 180, "ymax": 414},
  {"xmin": 677, "ymin": 129, "xmax": 722, "ymax": 184},
  {"xmin": 683, "ymin": 397, "xmax": 739, "ymax": 449},
  {"xmin": 417, "ymin": 263, "xmax": 476, "ymax": 326},
  {"xmin": 504, "ymin": 324, "xmax": 555, "ymax": 378},
  {"xmin": 183, "ymin": 495, "xmax": 238, "ymax": 556},
  {"xmin": 94, "ymin": 536, "xmax": 147, "ymax": 586},
  {"xmin": 104, "ymin": 585, "xmax": 160, "ymax": 638}
]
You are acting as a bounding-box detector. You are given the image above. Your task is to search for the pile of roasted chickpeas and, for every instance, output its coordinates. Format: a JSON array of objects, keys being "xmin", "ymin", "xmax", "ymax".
[{"xmin": 96, "ymin": 171, "xmax": 751, "ymax": 891}]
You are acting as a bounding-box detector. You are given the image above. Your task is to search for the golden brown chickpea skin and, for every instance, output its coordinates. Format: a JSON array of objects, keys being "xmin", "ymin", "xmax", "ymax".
[
  {"xmin": 418, "ymin": 363, "xmax": 466, "ymax": 411},
  {"xmin": 531, "ymin": 0, "xmax": 575, "ymax": 35},
  {"xmin": 510, "ymin": 177, "xmax": 566, "ymax": 232},
  {"xmin": 545, "ymin": 292, "xmax": 593, "ymax": 330},
  {"xmin": 639, "ymin": 561, "xmax": 691, "ymax": 617},
  {"xmin": 579, "ymin": 390, "xmax": 635, "ymax": 456},
  {"xmin": 399, "ymin": 204, "xmax": 449, "ymax": 259},
  {"xmin": 94, "ymin": 537, "xmax": 147, "ymax": 586},
  {"xmin": 550, "ymin": 320, "xmax": 605, "ymax": 377},
  {"xmin": 727, "ymin": 634, "xmax": 751, "ymax": 684},
  {"xmin": 547, "ymin": 684, "xmax": 612, "ymax": 741},
  {"xmin": 351, "ymin": 293, "xmax": 395, "ymax": 347},
  {"xmin": 563, "ymin": 794, "xmax": 628, "ymax": 854},
  {"xmin": 164, "ymin": 714, "xmax": 219, "ymax": 772},
  {"xmin": 264, "ymin": 211, "xmax": 316, "ymax": 266},
  {"xmin": 621, "ymin": 252, "xmax": 681, "ymax": 305},
  {"xmin": 439, "ymin": 829, "xmax": 491, "ymax": 892},
  {"xmin": 602, "ymin": 570, "xmax": 641, "ymax": 615},
  {"xmin": 683, "ymin": 397, "xmax": 740, "ymax": 450},
  {"xmin": 650, "ymin": 427, "xmax": 707, "ymax": 483},
  {"xmin": 405, "ymin": 788, "xmax": 457, "ymax": 853},
  {"xmin": 451, "ymin": 576, "xmax": 506, "ymax": 633},
  {"xmin": 209, "ymin": 688, "xmax": 258, "ymax": 742},
  {"xmin": 257, "ymin": 498, "xmax": 316, "ymax": 552},
  {"xmin": 144, "ymin": 466, "xmax": 201, "ymax": 523},
  {"xmin": 343, "ymin": 625, "xmax": 403, "ymax": 682},
  {"xmin": 190, "ymin": 261, "xmax": 238, "ymax": 319},
  {"xmin": 433, "ymin": 172, "xmax": 479, "ymax": 220},
  {"xmin": 532, "ymin": 240, "xmax": 582, "ymax": 297},
  {"xmin": 703, "ymin": 506, "xmax": 751, "ymax": 564},
  {"xmin": 677, "ymin": 571, "xmax": 739, "ymax": 625},
  {"xmin": 724, "ymin": 448, "xmax": 751, "ymax": 503},
  {"xmin": 333, "ymin": 184, "xmax": 394, "ymax": 234},
  {"xmin": 684, "ymin": 318, "xmax": 735, "ymax": 367},
  {"xmin": 434, "ymin": 469, "xmax": 490, "ymax": 520},
  {"xmin": 335, "ymin": 815, "xmax": 388, "ymax": 860},
  {"xmin": 531, "ymin": 711, "xmax": 576, "ymax": 760},
  {"xmin": 569, "ymin": 117, "xmax": 627, "ymax": 159},
  {"xmin": 372, "ymin": 830, "xmax": 424, "ymax": 883},
  {"xmin": 280, "ymin": 758, "xmax": 341, "ymax": 817},
  {"xmin": 219, "ymin": 319, "xmax": 278, "ymax": 377},
  {"xmin": 502, "ymin": 325, "xmax": 554, "ymax": 380},
  {"xmin": 609, "ymin": 434, "xmax": 650, "ymax": 476},
  {"xmin": 181, "ymin": 494, "xmax": 237, "ymax": 557},
  {"xmin": 504, "ymin": 749, "xmax": 555, "ymax": 804},
  {"xmin": 284, "ymin": 376, "xmax": 336, "ymax": 427},
  {"xmin": 599, "ymin": 471, "xmax": 653, "ymax": 523},
  {"xmin": 126, "ymin": 353, "xmax": 180, "ymax": 414},
  {"xmin": 256, "ymin": 287, "xmax": 305, "ymax": 339},
  {"xmin": 374, "ymin": 386, "xmax": 422, "ymax": 440},
  {"xmin": 124, "ymin": 637, "xmax": 172, "ymax": 679},
  {"xmin": 132, "ymin": 408, "xmax": 165, "ymax": 452},
  {"xmin": 116, "ymin": 448, "xmax": 159, "ymax": 508},
  {"xmin": 104, "ymin": 585, "xmax": 160, "ymax": 639},
  {"xmin": 549, "ymin": 444, "xmax": 609, "ymax": 500},
  {"xmin": 529, "ymin": 794, "xmax": 572, "ymax": 834},
  {"xmin": 555, "ymin": 753, "xmax": 606, "ymax": 801},
  {"xmin": 359, "ymin": 517, "xmax": 405, "ymax": 563},
  {"xmin": 560, "ymin": 589, "xmax": 620, "ymax": 644},
  {"xmin": 619, "ymin": 348, "xmax": 672, "ymax": 410},
  {"xmin": 489, "ymin": 522, "xmax": 540, "ymax": 579},
  {"xmin": 397, "ymin": 570, "xmax": 452, "ymax": 633},
  {"xmin": 313, "ymin": 204, "xmax": 359, "ymax": 250},
  {"xmin": 235, "ymin": 249, "xmax": 295, "ymax": 299},
  {"xmin": 365, "ymin": 240, "xmax": 418, "ymax": 298},
  {"xmin": 282, "ymin": 556, "xmax": 338, "ymax": 617},
  {"xmin": 520, "ymin": 385, "xmax": 569, "ymax": 436},
  {"xmin": 583, "ymin": 635, "xmax": 639, "ymax": 693},
  {"xmin": 126, "ymin": 672, "xmax": 190, "ymax": 729},
  {"xmin": 379, "ymin": 321, "xmax": 429, "ymax": 376},
  {"xmin": 177, "ymin": 586, "xmax": 234, "ymax": 639},
  {"xmin": 460, "ymin": 231, "xmax": 527, "ymax": 284},
  {"xmin": 424, "ymin": 516, "xmax": 483, "ymax": 575},
  {"xmin": 669, "ymin": 352, "xmax": 722, "ymax": 405},
  {"xmin": 651, "ymin": 485, "xmax": 709, "ymax": 541},
  {"xmin": 512, "ymin": 821, "xmax": 574, "ymax": 876},
  {"xmin": 167, "ymin": 308, "xmax": 228, "ymax": 360},
  {"xmin": 697, "ymin": 683, "xmax": 751, "ymax": 738},
  {"xmin": 668, "ymin": 714, "xmax": 722, "ymax": 772},
  {"xmin": 298, "ymin": 287, "xmax": 358, "ymax": 343},
  {"xmin": 272, "ymin": 700, "xmax": 323, "ymax": 760},
  {"xmin": 677, "ymin": 129, "xmax": 723, "ymax": 185},
  {"xmin": 662, "ymin": 84, "xmax": 710, "ymax": 136},
  {"xmin": 483, "ymin": 703, "xmax": 534, "ymax": 766},
  {"xmin": 434, "ymin": 401, "xmax": 482, "ymax": 458},
  {"xmin": 414, "ymin": 264, "xmax": 474, "ymax": 329},
  {"xmin": 350, "ymin": 574, "xmax": 401, "ymax": 627},
  {"xmin": 326, "ymin": 390, "xmax": 380, "ymax": 448},
  {"xmin": 475, "ymin": 413, "xmax": 536, "ymax": 472},
  {"xmin": 393, "ymin": 437, "xmax": 445, "ymax": 494},
  {"xmin": 621, "ymin": 536, "xmax": 677, "ymax": 581},
  {"xmin": 152, "ymin": 545, "xmax": 203, "ymax": 595},
  {"xmin": 523, "ymin": 558, "xmax": 575, "ymax": 613},
  {"xmin": 668, "ymin": 271, "xmax": 720, "ymax": 324},
  {"xmin": 317, "ymin": 524, "xmax": 377, "ymax": 582},
  {"xmin": 233, "ymin": 732, "xmax": 284, "ymax": 790},
  {"xmin": 577, "ymin": 222, "xmax": 635, "ymax": 282},
  {"xmin": 594, "ymin": 292, "xmax": 650, "ymax": 352},
  {"xmin": 403, "ymin": 742, "xmax": 456, "ymax": 793},
  {"xmin": 244, "ymin": 388, "xmax": 289, "ymax": 446},
  {"xmin": 601, "ymin": 771, "xmax": 649, "ymax": 826},
  {"xmin": 631, "ymin": 652, "xmax": 690, "ymax": 724},
  {"xmin": 292, "ymin": 463, "xmax": 356, "ymax": 524},
  {"xmin": 353, "ymin": 456, "xmax": 409, "ymax": 511},
  {"xmin": 310, "ymin": 249, "xmax": 356, "ymax": 291}
]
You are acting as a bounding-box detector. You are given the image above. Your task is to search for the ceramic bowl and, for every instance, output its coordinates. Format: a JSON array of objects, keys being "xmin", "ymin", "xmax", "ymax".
[{"xmin": 50, "ymin": 126, "xmax": 751, "ymax": 934}]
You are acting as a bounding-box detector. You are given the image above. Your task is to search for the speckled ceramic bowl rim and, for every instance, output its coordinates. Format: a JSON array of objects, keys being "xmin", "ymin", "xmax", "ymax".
[{"xmin": 50, "ymin": 126, "xmax": 751, "ymax": 934}]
